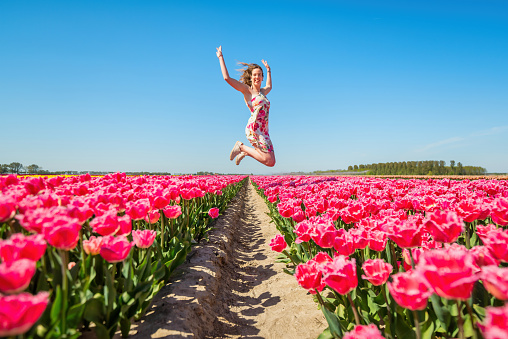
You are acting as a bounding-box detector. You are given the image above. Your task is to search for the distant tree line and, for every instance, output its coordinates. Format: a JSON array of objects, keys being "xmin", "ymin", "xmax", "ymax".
[{"xmin": 346, "ymin": 160, "xmax": 487, "ymax": 176}]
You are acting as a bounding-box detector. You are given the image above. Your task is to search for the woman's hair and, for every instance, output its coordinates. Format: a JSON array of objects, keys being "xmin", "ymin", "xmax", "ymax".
[{"xmin": 237, "ymin": 62, "xmax": 263, "ymax": 87}]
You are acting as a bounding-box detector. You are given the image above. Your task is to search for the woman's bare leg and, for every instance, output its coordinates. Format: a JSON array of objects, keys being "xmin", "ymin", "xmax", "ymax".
[{"xmin": 240, "ymin": 144, "xmax": 276, "ymax": 167}]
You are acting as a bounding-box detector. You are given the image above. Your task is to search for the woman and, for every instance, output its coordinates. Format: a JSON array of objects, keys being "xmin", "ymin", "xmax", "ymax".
[{"xmin": 216, "ymin": 46, "xmax": 276, "ymax": 167}]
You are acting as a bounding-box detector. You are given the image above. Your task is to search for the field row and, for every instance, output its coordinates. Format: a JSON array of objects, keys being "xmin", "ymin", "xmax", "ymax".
[{"xmin": 252, "ymin": 175, "xmax": 508, "ymax": 339}]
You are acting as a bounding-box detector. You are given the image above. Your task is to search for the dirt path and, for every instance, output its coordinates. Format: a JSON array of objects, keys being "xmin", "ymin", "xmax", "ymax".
[{"xmin": 128, "ymin": 180, "xmax": 325, "ymax": 338}]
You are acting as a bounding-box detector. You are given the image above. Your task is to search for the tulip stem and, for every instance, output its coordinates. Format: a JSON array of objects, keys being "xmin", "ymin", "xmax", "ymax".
[
  {"xmin": 456, "ymin": 300, "xmax": 465, "ymax": 339},
  {"xmin": 160, "ymin": 210, "xmax": 165, "ymax": 248},
  {"xmin": 465, "ymin": 299, "xmax": 478, "ymax": 339},
  {"xmin": 282, "ymin": 249, "xmax": 297, "ymax": 267},
  {"xmin": 59, "ymin": 249, "xmax": 68, "ymax": 335},
  {"xmin": 347, "ymin": 293, "xmax": 361, "ymax": 325},
  {"xmin": 409, "ymin": 249, "xmax": 416, "ymax": 269},
  {"xmin": 465, "ymin": 222, "xmax": 471, "ymax": 249},
  {"xmin": 412, "ymin": 310, "xmax": 421, "ymax": 339}
]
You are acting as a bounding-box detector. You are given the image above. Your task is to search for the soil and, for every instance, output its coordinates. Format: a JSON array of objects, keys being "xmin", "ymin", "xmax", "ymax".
[{"xmin": 124, "ymin": 179, "xmax": 326, "ymax": 338}]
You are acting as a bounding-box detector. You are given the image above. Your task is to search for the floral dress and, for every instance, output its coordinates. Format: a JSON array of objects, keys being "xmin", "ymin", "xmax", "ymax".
[{"xmin": 245, "ymin": 92, "xmax": 274, "ymax": 153}]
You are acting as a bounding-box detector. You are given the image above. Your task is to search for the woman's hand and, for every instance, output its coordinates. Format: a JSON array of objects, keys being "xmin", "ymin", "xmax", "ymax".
[
  {"xmin": 261, "ymin": 59, "xmax": 270, "ymax": 71},
  {"xmin": 216, "ymin": 46, "xmax": 223, "ymax": 58}
]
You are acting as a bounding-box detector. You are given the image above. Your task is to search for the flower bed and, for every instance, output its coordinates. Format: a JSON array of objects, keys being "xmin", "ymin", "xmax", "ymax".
[
  {"xmin": 0, "ymin": 173, "xmax": 246, "ymax": 338},
  {"xmin": 252, "ymin": 175, "xmax": 508, "ymax": 339}
]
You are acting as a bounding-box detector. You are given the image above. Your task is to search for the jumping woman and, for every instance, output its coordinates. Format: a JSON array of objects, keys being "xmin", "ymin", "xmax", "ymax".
[{"xmin": 216, "ymin": 46, "xmax": 275, "ymax": 167}]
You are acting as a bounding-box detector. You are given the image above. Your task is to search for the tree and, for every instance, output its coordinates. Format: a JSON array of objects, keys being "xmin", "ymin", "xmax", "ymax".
[
  {"xmin": 8, "ymin": 162, "xmax": 24, "ymax": 174},
  {"xmin": 354, "ymin": 165, "xmax": 358, "ymax": 171},
  {"xmin": 348, "ymin": 165, "xmax": 353, "ymax": 171},
  {"xmin": 0, "ymin": 164, "xmax": 9, "ymax": 174},
  {"xmin": 26, "ymin": 164, "xmax": 41, "ymax": 174}
]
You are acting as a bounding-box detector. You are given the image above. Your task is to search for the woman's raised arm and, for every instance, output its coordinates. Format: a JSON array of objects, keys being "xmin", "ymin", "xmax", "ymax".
[
  {"xmin": 217, "ymin": 46, "xmax": 249, "ymax": 94},
  {"xmin": 261, "ymin": 59, "xmax": 272, "ymax": 95}
]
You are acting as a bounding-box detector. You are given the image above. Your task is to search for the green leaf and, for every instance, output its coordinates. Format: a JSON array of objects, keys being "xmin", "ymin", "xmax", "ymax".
[
  {"xmin": 66, "ymin": 302, "xmax": 86, "ymax": 329},
  {"xmin": 463, "ymin": 312, "xmax": 476, "ymax": 338},
  {"xmin": 93, "ymin": 322, "xmax": 110, "ymax": 339},
  {"xmin": 394, "ymin": 309, "xmax": 416, "ymax": 339},
  {"xmin": 421, "ymin": 311, "xmax": 435, "ymax": 339},
  {"xmin": 316, "ymin": 327, "xmax": 335, "ymax": 339},
  {"xmin": 83, "ymin": 297, "xmax": 105, "ymax": 323},
  {"xmin": 430, "ymin": 294, "xmax": 450, "ymax": 331},
  {"xmin": 320, "ymin": 305, "xmax": 342, "ymax": 338},
  {"xmin": 50, "ymin": 286, "xmax": 62, "ymax": 325},
  {"xmin": 120, "ymin": 316, "xmax": 132, "ymax": 337}
]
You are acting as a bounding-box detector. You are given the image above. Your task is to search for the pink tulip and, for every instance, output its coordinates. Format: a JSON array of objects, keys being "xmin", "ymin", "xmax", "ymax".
[
  {"xmin": 478, "ymin": 304, "xmax": 508, "ymax": 339},
  {"xmin": 333, "ymin": 229, "xmax": 355, "ymax": 256},
  {"xmin": 269, "ymin": 234, "xmax": 287, "ymax": 252},
  {"xmin": 491, "ymin": 197, "xmax": 508, "ymax": 226},
  {"xmin": 83, "ymin": 236, "xmax": 104, "ymax": 255},
  {"xmin": 310, "ymin": 218, "xmax": 337, "ymax": 249},
  {"xmin": 294, "ymin": 219, "xmax": 313, "ymax": 244},
  {"xmin": 42, "ymin": 215, "xmax": 81, "ymax": 251},
  {"xmin": 0, "ymin": 259, "xmax": 36, "ymax": 294},
  {"xmin": 424, "ymin": 209, "xmax": 464, "ymax": 243},
  {"xmin": 0, "ymin": 195, "xmax": 17, "ymax": 223},
  {"xmin": 126, "ymin": 199, "xmax": 150, "ymax": 221},
  {"xmin": 368, "ymin": 230, "xmax": 388, "ymax": 252},
  {"xmin": 132, "ymin": 230, "xmax": 157, "ymax": 249},
  {"xmin": 0, "ymin": 233, "xmax": 46, "ymax": 263},
  {"xmin": 0, "ymin": 292, "xmax": 49, "ymax": 337},
  {"xmin": 208, "ymin": 207, "xmax": 219, "ymax": 219},
  {"xmin": 100, "ymin": 236, "xmax": 133, "ymax": 263},
  {"xmin": 343, "ymin": 324, "xmax": 385, "ymax": 339},
  {"xmin": 482, "ymin": 228, "xmax": 508, "ymax": 263},
  {"xmin": 116, "ymin": 215, "xmax": 133, "ymax": 236},
  {"xmin": 295, "ymin": 260, "xmax": 325, "ymax": 294},
  {"xmin": 163, "ymin": 205, "xmax": 182, "ymax": 219},
  {"xmin": 480, "ymin": 266, "xmax": 508, "ymax": 300},
  {"xmin": 90, "ymin": 212, "xmax": 120, "ymax": 236},
  {"xmin": 417, "ymin": 245, "xmax": 480, "ymax": 300},
  {"xmin": 322, "ymin": 255, "xmax": 358, "ymax": 295},
  {"xmin": 144, "ymin": 210, "xmax": 160, "ymax": 224},
  {"xmin": 362, "ymin": 259, "xmax": 393, "ymax": 286},
  {"xmin": 470, "ymin": 246, "xmax": 499, "ymax": 267},
  {"xmin": 388, "ymin": 270, "xmax": 432, "ymax": 311},
  {"xmin": 387, "ymin": 217, "xmax": 423, "ymax": 249}
]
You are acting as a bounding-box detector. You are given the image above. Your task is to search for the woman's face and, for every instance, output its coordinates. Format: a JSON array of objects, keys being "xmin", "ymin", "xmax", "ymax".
[{"xmin": 251, "ymin": 68, "xmax": 263, "ymax": 87}]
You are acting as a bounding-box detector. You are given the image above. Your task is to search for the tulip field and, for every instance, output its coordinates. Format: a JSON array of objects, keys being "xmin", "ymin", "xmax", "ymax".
[
  {"xmin": 0, "ymin": 173, "xmax": 246, "ymax": 338},
  {"xmin": 2, "ymin": 173, "xmax": 508, "ymax": 339},
  {"xmin": 253, "ymin": 175, "xmax": 508, "ymax": 339}
]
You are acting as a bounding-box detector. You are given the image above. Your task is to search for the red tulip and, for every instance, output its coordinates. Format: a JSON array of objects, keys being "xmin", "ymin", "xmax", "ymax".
[
  {"xmin": 132, "ymin": 230, "xmax": 157, "ymax": 249},
  {"xmin": 322, "ymin": 255, "xmax": 357, "ymax": 295},
  {"xmin": 388, "ymin": 270, "xmax": 432, "ymax": 311},
  {"xmin": 362, "ymin": 259, "xmax": 393, "ymax": 286},
  {"xmin": 0, "ymin": 292, "xmax": 49, "ymax": 337},
  {"xmin": 482, "ymin": 228, "xmax": 508, "ymax": 263},
  {"xmin": 368, "ymin": 230, "xmax": 388, "ymax": 252},
  {"xmin": 387, "ymin": 217, "xmax": 423, "ymax": 249},
  {"xmin": 116, "ymin": 215, "xmax": 132, "ymax": 236},
  {"xmin": 310, "ymin": 217, "xmax": 337, "ymax": 249},
  {"xmin": 333, "ymin": 229, "xmax": 355, "ymax": 256},
  {"xmin": 126, "ymin": 199, "xmax": 150, "ymax": 221},
  {"xmin": 100, "ymin": 236, "xmax": 133, "ymax": 263},
  {"xmin": 470, "ymin": 246, "xmax": 499, "ymax": 267},
  {"xmin": 0, "ymin": 259, "xmax": 36, "ymax": 294}
]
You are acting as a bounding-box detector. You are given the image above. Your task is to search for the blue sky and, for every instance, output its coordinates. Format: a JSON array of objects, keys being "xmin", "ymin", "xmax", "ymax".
[{"xmin": 1, "ymin": 0, "xmax": 507, "ymax": 174}]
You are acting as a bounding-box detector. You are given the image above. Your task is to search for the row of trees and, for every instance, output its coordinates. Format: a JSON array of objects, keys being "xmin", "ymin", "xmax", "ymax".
[
  {"xmin": 347, "ymin": 160, "xmax": 487, "ymax": 176},
  {"xmin": 0, "ymin": 162, "xmax": 47, "ymax": 174}
]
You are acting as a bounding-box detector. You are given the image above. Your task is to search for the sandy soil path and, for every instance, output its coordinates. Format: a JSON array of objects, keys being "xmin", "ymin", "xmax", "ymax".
[{"xmin": 127, "ymin": 179, "xmax": 326, "ymax": 338}]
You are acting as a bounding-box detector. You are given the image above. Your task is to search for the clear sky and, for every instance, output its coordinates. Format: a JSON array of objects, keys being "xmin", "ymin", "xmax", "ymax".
[{"xmin": 1, "ymin": 0, "xmax": 507, "ymax": 174}]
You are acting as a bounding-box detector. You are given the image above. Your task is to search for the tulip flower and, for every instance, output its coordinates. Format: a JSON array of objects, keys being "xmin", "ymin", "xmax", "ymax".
[
  {"xmin": 424, "ymin": 209, "xmax": 464, "ymax": 243},
  {"xmin": 83, "ymin": 236, "xmax": 104, "ymax": 255},
  {"xmin": 417, "ymin": 245, "xmax": 480, "ymax": 300},
  {"xmin": 362, "ymin": 259, "xmax": 393, "ymax": 286},
  {"xmin": 42, "ymin": 215, "xmax": 81, "ymax": 251},
  {"xmin": 0, "ymin": 195, "xmax": 16, "ymax": 223},
  {"xmin": 163, "ymin": 205, "xmax": 182, "ymax": 219},
  {"xmin": 269, "ymin": 234, "xmax": 287, "ymax": 252},
  {"xmin": 480, "ymin": 266, "xmax": 508, "ymax": 300},
  {"xmin": 0, "ymin": 233, "xmax": 46, "ymax": 263},
  {"xmin": 208, "ymin": 207, "xmax": 219, "ymax": 219},
  {"xmin": 0, "ymin": 259, "xmax": 36, "ymax": 294},
  {"xmin": 100, "ymin": 236, "xmax": 133, "ymax": 263},
  {"xmin": 343, "ymin": 324, "xmax": 385, "ymax": 339},
  {"xmin": 388, "ymin": 270, "xmax": 432, "ymax": 311},
  {"xmin": 0, "ymin": 292, "xmax": 49, "ymax": 337},
  {"xmin": 322, "ymin": 255, "xmax": 358, "ymax": 295},
  {"xmin": 132, "ymin": 230, "xmax": 157, "ymax": 249},
  {"xmin": 478, "ymin": 304, "xmax": 508, "ymax": 339}
]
